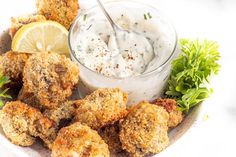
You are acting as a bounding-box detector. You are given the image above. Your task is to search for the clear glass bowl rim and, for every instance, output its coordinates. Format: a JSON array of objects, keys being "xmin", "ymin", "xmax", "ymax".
[{"xmin": 68, "ymin": 0, "xmax": 178, "ymax": 80}]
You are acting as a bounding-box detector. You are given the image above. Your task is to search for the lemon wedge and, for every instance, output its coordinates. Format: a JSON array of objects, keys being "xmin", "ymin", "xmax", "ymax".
[{"xmin": 12, "ymin": 21, "xmax": 69, "ymax": 56}]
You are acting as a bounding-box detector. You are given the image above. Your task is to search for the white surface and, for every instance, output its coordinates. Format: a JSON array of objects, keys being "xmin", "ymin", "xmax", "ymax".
[{"xmin": 0, "ymin": 0, "xmax": 236, "ymax": 157}]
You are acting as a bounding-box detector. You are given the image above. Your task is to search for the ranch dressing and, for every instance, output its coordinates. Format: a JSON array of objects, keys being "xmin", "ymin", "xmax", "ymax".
[
  {"xmin": 70, "ymin": 2, "xmax": 177, "ymax": 105},
  {"xmin": 75, "ymin": 13, "xmax": 162, "ymax": 78}
]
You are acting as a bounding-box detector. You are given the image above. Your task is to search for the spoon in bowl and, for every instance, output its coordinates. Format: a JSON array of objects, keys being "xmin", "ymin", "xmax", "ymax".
[{"xmin": 96, "ymin": 0, "xmax": 153, "ymax": 57}]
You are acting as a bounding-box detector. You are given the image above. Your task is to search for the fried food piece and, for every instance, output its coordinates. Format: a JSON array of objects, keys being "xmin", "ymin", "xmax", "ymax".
[
  {"xmin": 18, "ymin": 89, "xmax": 76, "ymax": 125},
  {"xmin": 43, "ymin": 101, "xmax": 76, "ymax": 125},
  {"xmin": 18, "ymin": 86, "xmax": 44, "ymax": 110},
  {"xmin": 9, "ymin": 14, "xmax": 46, "ymax": 38},
  {"xmin": 98, "ymin": 122, "xmax": 124, "ymax": 155},
  {"xmin": 120, "ymin": 101, "xmax": 169, "ymax": 157},
  {"xmin": 153, "ymin": 98, "xmax": 183, "ymax": 128},
  {"xmin": 18, "ymin": 91, "xmax": 76, "ymax": 129},
  {"xmin": 99, "ymin": 123, "xmax": 122, "ymax": 154},
  {"xmin": 18, "ymin": 88, "xmax": 77, "ymax": 126},
  {"xmin": 51, "ymin": 122, "xmax": 110, "ymax": 157},
  {"xmin": 22, "ymin": 52, "xmax": 79, "ymax": 109},
  {"xmin": 0, "ymin": 101, "xmax": 57, "ymax": 148},
  {"xmin": 0, "ymin": 51, "xmax": 29, "ymax": 85},
  {"xmin": 73, "ymin": 88, "xmax": 128, "ymax": 130},
  {"xmin": 36, "ymin": 0, "xmax": 79, "ymax": 29}
]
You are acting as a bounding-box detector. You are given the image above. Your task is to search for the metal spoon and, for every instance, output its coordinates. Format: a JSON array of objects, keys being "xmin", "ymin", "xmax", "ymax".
[
  {"xmin": 96, "ymin": 0, "xmax": 153, "ymax": 54},
  {"xmin": 96, "ymin": 0, "xmax": 123, "ymax": 33}
]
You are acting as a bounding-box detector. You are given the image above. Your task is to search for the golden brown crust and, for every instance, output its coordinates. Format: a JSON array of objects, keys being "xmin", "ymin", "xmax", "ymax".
[
  {"xmin": 73, "ymin": 88, "xmax": 128, "ymax": 130},
  {"xmin": 9, "ymin": 14, "xmax": 46, "ymax": 38},
  {"xmin": 43, "ymin": 101, "xmax": 76, "ymax": 125},
  {"xmin": 98, "ymin": 122, "xmax": 124, "ymax": 155},
  {"xmin": 0, "ymin": 101, "xmax": 57, "ymax": 148},
  {"xmin": 168, "ymin": 110, "xmax": 183, "ymax": 128},
  {"xmin": 119, "ymin": 101, "xmax": 169, "ymax": 157},
  {"xmin": 22, "ymin": 52, "xmax": 79, "ymax": 109},
  {"xmin": 51, "ymin": 122, "xmax": 110, "ymax": 157},
  {"xmin": 153, "ymin": 98, "xmax": 183, "ymax": 128},
  {"xmin": 18, "ymin": 90, "xmax": 77, "ymax": 127},
  {"xmin": 36, "ymin": 0, "xmax": 79, "ymax": 29},
  {"xmin": 153, "ymin": 98, "xmax": 176, "ymax": 113},
  {"xmin": 0, "ymin": 108, "xmax": 35, "ymax": 146},
  {"xmin": 0, "ymin": 51, "xmax": 29, "ymax": 85},
  {"xmin": 18, "ymin": 87, "xmax": 44, "ymax": 111}
]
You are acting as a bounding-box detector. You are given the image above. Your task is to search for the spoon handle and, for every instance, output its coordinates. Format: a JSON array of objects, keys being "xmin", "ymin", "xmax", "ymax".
[{"xmin": 96, "ymin": 0, "xmax": 116, "ymax": 32}]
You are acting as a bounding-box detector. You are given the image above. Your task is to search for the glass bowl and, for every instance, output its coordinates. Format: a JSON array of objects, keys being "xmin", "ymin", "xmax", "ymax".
[{"xmin": 69, "ymin": 0, "xmax": 177, "ymax": 105}]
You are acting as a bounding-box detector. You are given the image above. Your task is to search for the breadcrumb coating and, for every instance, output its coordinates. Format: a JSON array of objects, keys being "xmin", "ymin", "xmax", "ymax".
[
  {"xmin": 120, "ymin": 101, "xmax": 169, "ymax": 157},
  {"xmin": 43, "ymin": 101, "xmax": 76, "ymax": 125},
  {"xmin": 22, "ymin": 52, "xmax": 79, "ymax": 109},
  {"xmin": 153, "ymin": 98, "xmax": 183, "ymax": 128},
  {"xmin": 36, "ymin": 0, "xmax": 79, "ymax": 29},
  {"xmin": 9, "ymin": 14, "xmax": 46, "ymax": 38},
  {"xmin": 0, "ymin": 51, "xmax": 29, "ymax": 85},
  {"xmin": 18, "ymin": 86, "xmax": 44, "ymax": 110},
  {"xmin": 18, "ymin": 92, "xmax": 76, "ymax": 127},
  {"xmin": 0, "ymin": 101, "xmax": 57, "ymax": 148},
  {"xmin": 98, "ymin": 122, "xmax": 124, "ymax": 155},
  {"xmin": 51, "ymin": 122, "xmax": 110, "ymax": 157},
  {"xmin": 73, "ymin": 88, "xmax": 128, "ymax": 130}
]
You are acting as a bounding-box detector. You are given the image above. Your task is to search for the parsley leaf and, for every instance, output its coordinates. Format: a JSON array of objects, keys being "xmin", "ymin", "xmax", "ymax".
[
  {"xmin": 0, "ymin": 71, "xmax": 11, "ymax": 107},
  {"xmin": 166, "ymin": 39, "xmax": 220, "ymax": 113},
  {"xmin": 83, "ymin": 14, "xmax": 87, "ymax": 21}
]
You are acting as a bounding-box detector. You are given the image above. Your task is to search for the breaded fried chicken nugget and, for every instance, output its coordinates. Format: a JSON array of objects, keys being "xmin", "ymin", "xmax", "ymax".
[
  {"xmin": 99, "ymin": 122, "xmax": 127, "ymax": 155},
  {"xmin": 18, "ymin": 92, "xmax": 76, "ymax": 127},
  {"xmin": 22, "ymin": 52, "xmax": 79, "ymax": 109},
  {"xmin": 0, "ymin": 52, "xmax": 28, "ymax": 92},
  {"xmin": 43, "ymin": 101, "xmax": 76, "ymax": 125},
  {"xmin": 36, "ymin": 0, "xmax": 79, "ymax": 29},
  {"xmin": 153, "ymin": 98, "xmax": 183, "ymax": 128},
  {"xmin": 73, "ymin": 88, "xmax": 128, "ymax": 130},
  {"xmin": 9, "ymin": 14, "xmax": 46, "ymax": 38},
  {"xmin": 0, "ymin": 101, "xmax": 57, "ymax": 148},
  {"xmin": 120, "ymin": 101, "xmax": 169, "ymax": 157},
  {"xmin": 0, "ymin": 51, "xmax": 29, "ymax": 85},
  {"xmin": 51, "ymin": 122, "xmax": 110, "ymax": 157},
  {"xmin": 18, "ymin": 86, "xmax": 44, "ymax": 110}
]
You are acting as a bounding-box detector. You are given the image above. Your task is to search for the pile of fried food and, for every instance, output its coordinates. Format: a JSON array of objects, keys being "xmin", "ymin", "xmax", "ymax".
[
  {"xmin": 0, "ymin": 0, "xmax": 184, "ymax": 157},
  {"xmin": 0, "ymin": 52, "xmax": 183, "ymax": 157}
]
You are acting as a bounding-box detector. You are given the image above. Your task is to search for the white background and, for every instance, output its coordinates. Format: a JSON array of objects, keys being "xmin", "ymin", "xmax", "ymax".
[{"xmin": 0, "ymin": 0, "xmax": 236, "ymax": 157}]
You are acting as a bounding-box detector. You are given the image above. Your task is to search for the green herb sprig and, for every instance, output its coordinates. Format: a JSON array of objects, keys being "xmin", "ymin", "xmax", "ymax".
[
  {"xmin": 166, "ymin": 39, "xmax": 220, "ymax": 113},
  {"xmin": 144, "ymin": 12, "xmax": 152, "ymax": 20},
  {"xmin": 0, "ymin": 71, "xmax": 11, "ymax": 107}
]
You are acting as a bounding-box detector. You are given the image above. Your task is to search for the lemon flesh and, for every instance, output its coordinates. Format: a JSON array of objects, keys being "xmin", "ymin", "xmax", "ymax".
[{"xmin": 12, "ymin": 21, "xmax": 69, "ymax": 56}]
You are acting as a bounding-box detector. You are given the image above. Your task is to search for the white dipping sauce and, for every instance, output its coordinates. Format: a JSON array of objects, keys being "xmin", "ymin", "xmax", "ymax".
[
  {"xmin": 70, "ymin": 3, "xmax": 177, "ymax": 105},
  {"xmin": 75, "ymin": 13, "xmax": 165, "ymax": 78}
]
